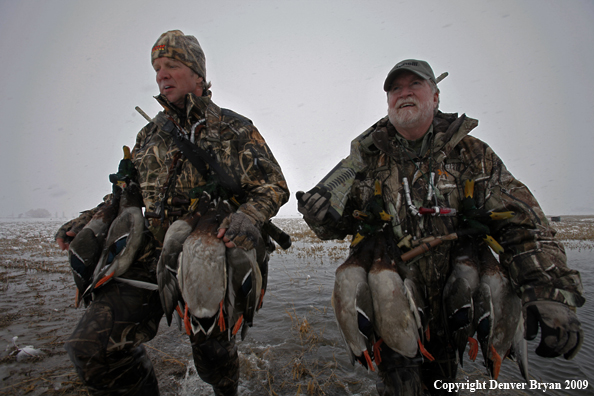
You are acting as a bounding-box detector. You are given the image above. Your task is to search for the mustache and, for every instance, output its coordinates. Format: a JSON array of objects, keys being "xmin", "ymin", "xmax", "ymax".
[{"xmin": 394, "ymin": 98, "xmax": 419, "ymax": 109}]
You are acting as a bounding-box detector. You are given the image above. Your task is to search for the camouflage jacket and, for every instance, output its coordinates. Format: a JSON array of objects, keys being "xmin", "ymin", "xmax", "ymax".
[
  {"xmin": 306, "ymin": 111, "xmax": 584, "ymax": 330},
  {"xmin": 59, "ymin": 93, "xmax": 289, "ymax": 245},
  {"xmin": 132, "ymin": 93, "xmax": 289, "ymax": 242}
]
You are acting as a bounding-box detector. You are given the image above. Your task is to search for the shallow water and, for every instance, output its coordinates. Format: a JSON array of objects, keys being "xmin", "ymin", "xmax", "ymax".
[{"xmin": 0, "ymin": 218, "xmax": 592, "ymax": 395}]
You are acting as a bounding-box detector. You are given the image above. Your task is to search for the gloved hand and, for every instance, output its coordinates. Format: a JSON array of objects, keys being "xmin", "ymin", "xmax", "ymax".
[
  {"xmin": 218, "ymin": 211, "xmax": 260, "ymax": 251},
  {"xmin": 524, "ymin": 300, "xmax": 583, "ymax": 359},
  {"xmin": 296, "ymin": 186, "xmax": 331, "ymax": 222}
]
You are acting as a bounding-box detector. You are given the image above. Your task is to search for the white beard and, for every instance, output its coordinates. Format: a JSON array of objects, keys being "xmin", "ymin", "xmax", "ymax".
[{"xmin": 388, "ymin": 97, "xmax": 435, "ymax": 131}]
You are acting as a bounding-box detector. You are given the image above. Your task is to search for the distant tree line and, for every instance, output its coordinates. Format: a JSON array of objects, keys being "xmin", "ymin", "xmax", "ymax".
[{"xmin": 20, "ymin": 208, "xmax": 52, "ymax": 218}]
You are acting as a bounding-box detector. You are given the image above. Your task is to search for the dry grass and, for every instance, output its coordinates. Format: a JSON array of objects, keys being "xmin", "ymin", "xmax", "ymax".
[
  {"xmin": 549, "ymin": 216, "xmax": 594, "ymax": 250},
  {"xmin": 274, "ymin": 217, "xmax": 594, "ymax": 255},
  {"xmin": 278, "ymin": 306, "xmax": 344, "ymax": 395},
  {"xmin": 237, "ymin": 302, "xmax": 345, "ymax": 395}
]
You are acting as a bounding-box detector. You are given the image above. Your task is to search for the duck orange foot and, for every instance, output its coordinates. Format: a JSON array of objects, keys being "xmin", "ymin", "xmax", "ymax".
[{"xmin": 468, "ymin": 337, "xmax": 478, "ymax": 361}]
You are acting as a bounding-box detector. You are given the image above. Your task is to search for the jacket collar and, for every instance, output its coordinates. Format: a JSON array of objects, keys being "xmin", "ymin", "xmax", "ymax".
[
  {"xmin": 154, "ymin": 92, "xmax": 223, "ymax": 141},
  {"xmin": 371, "ymin": 111, "xmax": 479, "ymax": 162},
  {"xmin": 154, "ymin": 92, "xmax": 211, "ymax": 125}
]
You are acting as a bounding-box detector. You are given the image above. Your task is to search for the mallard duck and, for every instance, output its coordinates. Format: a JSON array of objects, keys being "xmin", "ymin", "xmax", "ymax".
[
  {"xmin": 178, "ymin": 198, "xmax": 231, "ymax": 336},
  {"xmin": 332, "ymin": 235, "xmax": 376, "ymax": 370},
  {"xmin": 443, "ymin": 243, "xmax": 480, "ymax": 366},
  {"xmin": 68, "ymin": 196, "xmax": 119, "ymax": 307},
  {"xmin": 157, "ymin": 206, "xmax": 203, "ymax": 326},
  {"xmin": 368, "ymin": 233, "xmax": 433, "ymax": 363},
  {"xmin": 84, "ymin": 178, "xmax": 145, "ymax": 297},
  {"xmin": 72, "ymin": 146, "xmax": 140, "ymax": 304},
  {"xmin": 473, "ymin": 247, "xmax": 522, "ymax": 380}
]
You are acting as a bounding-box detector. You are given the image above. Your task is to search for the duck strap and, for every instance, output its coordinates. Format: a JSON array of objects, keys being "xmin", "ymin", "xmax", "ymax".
[{"xmin": 162, "ymin": 117, "xmax": 246, "ymax": 202}]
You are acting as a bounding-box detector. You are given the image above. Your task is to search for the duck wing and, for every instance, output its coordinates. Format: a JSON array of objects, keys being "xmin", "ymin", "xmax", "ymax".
[{"xmin": 157, "ymin": 212, "xmax": 201, "ymax": 326}]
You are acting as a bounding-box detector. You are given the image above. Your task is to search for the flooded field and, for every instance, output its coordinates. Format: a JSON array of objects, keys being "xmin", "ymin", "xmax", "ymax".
[{"xmin": 0, "ymin": 217, "xmax": 592, "ymax": 395}]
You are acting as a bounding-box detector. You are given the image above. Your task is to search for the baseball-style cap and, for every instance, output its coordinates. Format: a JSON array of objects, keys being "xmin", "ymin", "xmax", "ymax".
[{"xmin": 383, "ymin": 59, "xmax": 436, "ymax": 91}]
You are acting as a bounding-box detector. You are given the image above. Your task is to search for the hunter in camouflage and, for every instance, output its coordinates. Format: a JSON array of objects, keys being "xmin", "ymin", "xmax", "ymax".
[
  {"xmin": 298, "ymin": 59, "xmax": 583, "ymax": 395},
  {"xmin": 56, "ymin": 30, "xmax": 289, "ymax": 396}
]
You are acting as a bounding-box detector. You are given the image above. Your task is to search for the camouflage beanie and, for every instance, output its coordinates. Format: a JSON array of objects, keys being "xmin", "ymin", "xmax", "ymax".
[{"xmin": 151, "ymin": 30, "xmax": 206, "ymax": 79}]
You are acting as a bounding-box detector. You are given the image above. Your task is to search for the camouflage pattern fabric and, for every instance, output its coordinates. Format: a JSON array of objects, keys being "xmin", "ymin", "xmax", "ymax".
[
  {"xmin": 151, "ymin": 30, "xmax": 206, "ymax": 79},
  {"xmin": 64, "ymin": 280, "xmax": 163, "ymax": 395},
  {"xmin": 305, "ymin": 111, "xmax": 584, "ymax": 337},
  {"xmin": 133, "ymin": 93, "xmax": 289, "ymax": 242},
  {"xmin": 190, "ymin": 329, "xmax": 239, "ymax": 396}
]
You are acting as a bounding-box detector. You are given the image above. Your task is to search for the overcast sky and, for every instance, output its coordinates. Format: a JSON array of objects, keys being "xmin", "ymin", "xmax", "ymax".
[{"xmin": 1, "ymin": 0, "xmax": 593, "ymax": 219}]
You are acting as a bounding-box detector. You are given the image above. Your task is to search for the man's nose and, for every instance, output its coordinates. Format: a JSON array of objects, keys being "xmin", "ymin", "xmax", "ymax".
[
  {"xmin": 400, "ymin": 86, "xmax": 413, "ymax": 97},
  {"xmin": 393, "ymin": 89, "xmax": 411, "ymax": 104},
  {"xmin": 156, "ymin": 69, "xmax": 170, "ymax": 81}
]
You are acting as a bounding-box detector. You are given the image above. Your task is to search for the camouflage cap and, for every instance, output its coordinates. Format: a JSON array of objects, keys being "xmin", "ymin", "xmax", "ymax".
[
  {"xmin": 151, "ymin": 30, "xmax": 206, "ymax": 79},
  {"xmin": 383, "ymin": 59, "xmax": 436, "ymax": 91}
]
